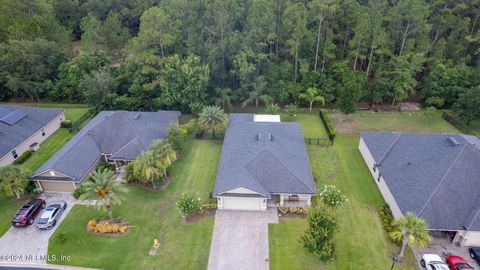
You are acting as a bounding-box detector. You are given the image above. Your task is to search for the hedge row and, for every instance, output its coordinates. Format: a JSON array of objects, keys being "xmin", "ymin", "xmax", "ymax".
[
  {"xmin": 13, "ymin": 150, "xmax": 33, "ymax": 165},
  {"xmin": 319, "ymin": 110, "xmax": 336, "ymax": 143}
]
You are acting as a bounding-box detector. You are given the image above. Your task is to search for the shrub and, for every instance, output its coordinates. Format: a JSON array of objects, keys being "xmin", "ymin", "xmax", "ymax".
[
  {"xmin": 284, "ymin": 103, "xmax": 298, "ymax": 117},
  {"xmin": 319, "ymin": 185, "xmax": 347, "ymax": 208},
  {"xmin": 73, "ymin": 184, "xmax": 87, "ymax": 199},
  {"xmin": 425, "ymin": 96, "xmax": 445, "ymax": 108},
  {"xmin": 13, "ymin": 150, "xmax": 33, "ymax": 165},
  {"xmin": 60, "ymin": 120, "xmax": 72, "ymax": 128},
  {"xmin": 319, "ymin": 110, "xmax": 336, "ymax": 143},
  {"xmin": 378, "ymin": 204, "xmax": 402, "ymax": 245},
  {"xmin": 278, "ymin": 207, "xmax": 308, "ymax": 215},
  {"xmin": 302, "ymin": 205, "xmax": 338, "ymax": 261},
  {"xmin": 176, "ymin": 192, "xmax": 201, "ymax": 217},
  {"xmin": 86, "ymin": 219, "xmax": 128, "ymax": 234},
  {"xmin": 265, "ymin": 103, "xmax": 280, "ymax": 114},
  {"xmin": 97, "ymin": 161, "xmax": 115, "ymax": 172},
  {"xmin": 167, "ymin": 124, "xmax": 188, "ymax": 152}
]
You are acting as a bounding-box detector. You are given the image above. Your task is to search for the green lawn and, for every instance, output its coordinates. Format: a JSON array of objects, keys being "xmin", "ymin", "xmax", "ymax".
[
  {"xmin": 282, "ymin": 111, "xmax": 329, "ymax": 139},
  {"xmin": 48, "ymin": 140, "xmax": 222, "ymax": 270},
  {"xmin": 329, "ymin": 110, "xmax": 459, "ymax": 135},
  {"xmin": 269, "ymin": 110, "xmax": 459, "ymax": 270},
  {"xmin": 22, "ymin": 129, "xmax": 72, "ymax": 171},
  {"xmin": 0, "ymin": 196, "xmax": 23, "ymax": 237}
]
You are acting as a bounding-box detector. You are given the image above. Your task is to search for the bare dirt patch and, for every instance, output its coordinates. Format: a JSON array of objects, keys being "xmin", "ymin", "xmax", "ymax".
[
  {"xmin": 184, "ymin": 208, "xmax": 216, "ymax": 224},
  {"xmin": 329, "ymin": 113, "xmax": 360, "ymax": 135}
]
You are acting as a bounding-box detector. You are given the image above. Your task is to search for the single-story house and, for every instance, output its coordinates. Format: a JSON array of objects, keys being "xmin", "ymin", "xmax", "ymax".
[
  {"xmin": 31, "ymin": 110, "xmax": 180, "ymax": 192},
  {"xmin": 359, "ymin": 132, "xmax": 480, "ymax": 247},
  {"xmin": 0, "ymin": 106, "xmax": 65, "ymax": 167},
  {"xmin": 213, "ymin": 114, "xmax": 316, "ymax": 211}
]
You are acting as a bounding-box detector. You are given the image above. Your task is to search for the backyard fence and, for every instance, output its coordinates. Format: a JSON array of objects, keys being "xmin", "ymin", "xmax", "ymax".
[
  {"xmin": 304, "ymin": 137, "xmax": 331, "ymax": 146},
  {"xmin": 68, "ymin": 108, "xmax": 97, "ymax": 134}
]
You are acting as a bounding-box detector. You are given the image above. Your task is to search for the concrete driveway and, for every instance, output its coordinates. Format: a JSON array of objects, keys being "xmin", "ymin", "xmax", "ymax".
[
  {"xmin": 208, "ymin": 208, "xmax": 278, "ymax": 270},
  {"xmin": 0, "ymin": 193, "xmax": 76, "ymax": 265}
]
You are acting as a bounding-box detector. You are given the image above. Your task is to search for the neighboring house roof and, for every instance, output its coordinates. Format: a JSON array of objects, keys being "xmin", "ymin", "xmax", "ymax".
[
  {"xmin": 0, "ymin": 106, "xmax": 64, "ymax": 159},
  {"xmin": 214, "ymin": 114, "xmax": 316, "ymax": 198},
  {"xmin": 32, "ymin": 110, "xmax": 180, "ymax": 182},
  {"xmin": 361, "ymin": 132, "xmax": 480, "ymax": 231}
]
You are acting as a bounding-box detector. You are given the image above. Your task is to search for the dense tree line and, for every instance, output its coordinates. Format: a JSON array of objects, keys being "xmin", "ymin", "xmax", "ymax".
[{"xmin": 0, "ymin": 0, "xmax": 479, "ymax": 116}]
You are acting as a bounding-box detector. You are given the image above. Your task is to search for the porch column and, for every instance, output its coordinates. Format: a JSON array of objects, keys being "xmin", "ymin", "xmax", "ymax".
[{"xmin": 280, "ymin": 194, "xmax": 284, "ymax": 206}]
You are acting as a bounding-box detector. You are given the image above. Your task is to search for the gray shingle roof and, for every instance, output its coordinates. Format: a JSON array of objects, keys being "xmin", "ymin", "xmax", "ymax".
[
  {"xmin": 32, "ymin": 110, "xmax": 180, "ymax": 182},
  {"xmin": 361, "ymin": 132, "xmax": 480, "ymax": 231},
  {"xmin": 0, "ymin": 106, "xmax": 63, "ymax": 158},
  {"xmin": 214, "ymin": 114, "xmax": 316, "ymax": 198}
]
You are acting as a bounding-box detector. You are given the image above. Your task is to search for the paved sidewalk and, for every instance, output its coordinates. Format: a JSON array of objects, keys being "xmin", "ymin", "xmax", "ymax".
[
  {"xmin": 0, "ymin": 193, "xmax": 76, "ymax": 265},
  {"xmin": 208, "ymin": 208, "xmax": 278, "ymax": 270}
]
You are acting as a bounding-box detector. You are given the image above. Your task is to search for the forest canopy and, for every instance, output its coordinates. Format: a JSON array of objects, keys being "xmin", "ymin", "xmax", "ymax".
[{"xmin": 0, "ymin": 0, "xmax": 479, "ymax": 116}]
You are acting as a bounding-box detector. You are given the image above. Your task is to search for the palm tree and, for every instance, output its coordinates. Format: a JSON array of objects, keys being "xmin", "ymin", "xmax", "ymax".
[
  {"xmin": 390, "ymin": 212, "xmax": 431, "ymax": 257},
  {"xmin": 198, "ymin": 105, "xmax": 228, "ymax": 139},
  {"xmin": 131, "ymin": 150, "xmax": 163, "ymax": 190},
  {"xmin": 0, "ymin": 165, "xmax": 30, "ymax": 199},
  {"xmin": 241, "ymin": 76, "xmax": 273, "ymax": 109},
  {"xmin": 81, "ymin": 168, "xmax": 127, "ymax": 223},
  {"xmin": 149, "ymin": 139, "xmax": 177, "ymax": 179},
  {"xmin": 299, "ymin": 87, "xmax": 325, "ymax": 111},
  {"xmin": 212, "ymin": 87, "xmax": 232, "ymax": 110}
]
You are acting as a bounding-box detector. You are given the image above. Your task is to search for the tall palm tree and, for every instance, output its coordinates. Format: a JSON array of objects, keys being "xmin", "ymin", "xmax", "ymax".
[
  {"xmin": 198, "ymin": 105, "xmax": 228, "ymax": 139},
  {"xmin": 212, "ymin": 87, "xmax": 232, "ymax": 110},
  {"xmin": 390, "ymin": 212, "xmax": 431, "ymax": 257},
  {"xmin": 299, "ymin": 87, "xmax": 325, "ymax": 111},
  {"xmin": 241, "ymin": 76, "xmax": 273, "ymax": 109},
  {"xmin": 149, "ymin": 139, "xmax": 177, "ymax": 179},
  {"xmin": 81, "ymin": 168, "xmax": 127, "ymax": 223}
]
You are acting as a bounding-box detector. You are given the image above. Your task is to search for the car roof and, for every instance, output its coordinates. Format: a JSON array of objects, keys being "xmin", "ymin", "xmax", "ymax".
[
  {"xmin": 447, "ymin": 255, "xmax": 467, "ymax": 263},
  {"xmin": 423, "ymin": 254, "xmax": 443, "ymax": 262}
]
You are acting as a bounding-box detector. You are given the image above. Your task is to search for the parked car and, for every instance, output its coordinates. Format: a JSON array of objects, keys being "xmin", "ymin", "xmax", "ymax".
[
  {"xmin": 12, "ymin": 199, "xmax": 46, "ymax": 227},
  {"xmin": 469, "ymin": 247, "xmax": 480, "ymax": 266},
  {"xmin": 421, "ymin": 254, "xmax": 450, "ymax": 270},
  {"xmin": 36, "ymin": 201, "xmax": 67, "ymax": 230},
  {"xmin": 446, "ymin": 255, "xmax": 475, "ymax": 270}
]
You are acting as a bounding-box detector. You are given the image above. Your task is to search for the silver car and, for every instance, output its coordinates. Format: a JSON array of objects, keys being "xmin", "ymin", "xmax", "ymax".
[{"xmin": 36, "ymin": 200, "xmax": 67, "ymax": 229}]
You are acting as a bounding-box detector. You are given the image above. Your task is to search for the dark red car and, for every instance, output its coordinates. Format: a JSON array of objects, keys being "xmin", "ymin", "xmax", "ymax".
[
  {"xmin": 446, "ymin": 255, "xmax": 475, "ymax": 270},
  {"xmin": 12, "ymin": 199, "xmax": 46, "ymax": 227}
]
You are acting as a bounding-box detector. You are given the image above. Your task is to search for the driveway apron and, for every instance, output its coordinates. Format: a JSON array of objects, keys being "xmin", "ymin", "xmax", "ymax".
[{"xmin": 208, "ymin": 208, "xmax": 278, "ymax": 270}]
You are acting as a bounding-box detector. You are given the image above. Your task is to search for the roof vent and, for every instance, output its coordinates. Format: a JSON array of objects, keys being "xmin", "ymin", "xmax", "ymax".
[
  {"xmin": 134, "ymin": 113, "xmax": 140, "ymax": 119},
  {"xmin": 267, "ymin": 133, "xmax": 273, "ymax": 141},
  {"xmin": 257, "ymin": 133, "xmax": 262, "ymax": 141},
  {"xmin": 448, "ymin": 136, "xmax": 460, "ymax": 146}
]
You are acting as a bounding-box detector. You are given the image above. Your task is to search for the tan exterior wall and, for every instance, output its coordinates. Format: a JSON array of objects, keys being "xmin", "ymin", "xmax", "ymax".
[
  {"xmin": 0, "ymin": 112, "xmax": 65, "ymax": 167},
  {"xmin": 217, "ymin": 196, "xmax": 267, "ymax": 211},
  {"xmin": 454, "ymin": 230, "xmax": 480, "ymax": 247},
  {"xmin": 358, "ymin": 137, "xmax": 403, "ymax": 218}
]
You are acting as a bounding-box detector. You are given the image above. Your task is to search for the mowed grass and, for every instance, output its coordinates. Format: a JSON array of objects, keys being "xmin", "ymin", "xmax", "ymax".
[
  {"xmin": 22, "ymin": 129, "xmax": 72, "ymax": 171},
  {"xmin": 48, "ymin": 140, "xmax": 222, "ymax": 270},
  {"xmin": 329, "ymin": 110, "xmax": 459, "ymax": 135},
  {"xmin": 0, "ymin": 196, "xmax": 23, "ymax": 237},
  {"xmin": 282, "ymin": 111, "xmax": 329, "ymax": 139}
]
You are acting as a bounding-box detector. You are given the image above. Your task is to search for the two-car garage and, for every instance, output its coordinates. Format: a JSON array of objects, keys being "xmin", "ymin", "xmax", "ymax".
[{"xmin": 218, "ymin": 196, "xmax": 267, "ymax": 211}]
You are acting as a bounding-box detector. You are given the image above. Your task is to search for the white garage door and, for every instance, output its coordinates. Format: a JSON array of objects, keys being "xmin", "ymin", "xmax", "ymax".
[
  {"xmin": 464, "ymin": 232, "xmax": 480, "ymax": 247},
  {"xmin": 222, "ymin": 197, "xmax": 263, "ymax": 211}
]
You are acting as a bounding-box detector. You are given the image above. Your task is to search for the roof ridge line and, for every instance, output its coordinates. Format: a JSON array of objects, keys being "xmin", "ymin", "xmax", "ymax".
[
  {"xmin": 377, "ymin": 132, "xmax": 402, "ymax": 165},
  {"xmin": 417, "ymin": 144, "xmax": 468, "ymax": 216}
]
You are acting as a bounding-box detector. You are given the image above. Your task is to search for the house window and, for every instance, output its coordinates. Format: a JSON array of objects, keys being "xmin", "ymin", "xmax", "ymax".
[
  {"xmin": 11, "ymin": 150, "xmax": 18, "ymax": 159},
  {"xmin": 41, "ymin": 128, "xmax": 46, "ymax": 136}
]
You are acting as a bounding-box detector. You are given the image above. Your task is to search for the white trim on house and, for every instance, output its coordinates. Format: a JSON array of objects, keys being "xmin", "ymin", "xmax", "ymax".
[{"xmin": 253, "ymin": 114, "xmax": 281, "ymax": 123}]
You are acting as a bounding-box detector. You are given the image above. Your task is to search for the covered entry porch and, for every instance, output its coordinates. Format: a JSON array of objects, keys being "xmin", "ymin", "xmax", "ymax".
[{"xmin": 267, "ymin": 194, "xmax": 312, "ymax": 208}]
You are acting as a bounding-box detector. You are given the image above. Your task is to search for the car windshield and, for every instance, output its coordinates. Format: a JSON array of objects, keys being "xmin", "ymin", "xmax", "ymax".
[
  {"xmin": 48, "ymin": 205, "xmax": 60, "ymax": 209},
  {"xmin": 37, "ymin": 218, "xmax": 49, "ymax": 224},
  {"xmin": 456, "ymin": 263, "xmax": 473, "ymax": 269}
]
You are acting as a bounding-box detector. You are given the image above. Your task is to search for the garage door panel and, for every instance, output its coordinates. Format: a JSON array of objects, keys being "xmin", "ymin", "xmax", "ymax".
[
  {"xmin": 223, "ymin": 197, "xmax": 262, "ymax": 211},
  {"xmin": 39, "ymin": 181, "xmax": 75, "ymax": 192}
]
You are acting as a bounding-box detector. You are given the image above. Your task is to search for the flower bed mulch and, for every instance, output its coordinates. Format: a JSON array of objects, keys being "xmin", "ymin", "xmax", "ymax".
[
  {"xmin": 184, "ymin": 209, "xmax": 216, "ymax": 224},
  {"xmin": 278, "ymin": 212, "xmax": 307, "ymax": 219}
]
